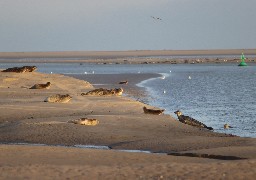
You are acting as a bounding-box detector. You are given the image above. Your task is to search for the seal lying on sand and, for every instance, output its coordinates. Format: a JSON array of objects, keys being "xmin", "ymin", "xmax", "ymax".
[
  {"xmin": 44, "ymin": 94, "xmax": 72, "ymax": 103},
  {"xmin": 81, "ymin": 88, "xmax": 123, "ymax": 96},
  {"xmin": 119, "ymin": 81, "xmax": 128, "ymax": 84},
  {"xmin": 68, "ymin": 118, "xmax": 99, "ymax": 126},
  {"xmin": 143, "ymin": 106, "xmax": 165, "ymax": 115},
  {"xmin": 2, "ymin": 66, "xmax": 37, "ymax": 73},
  {"xmin": 174, "ymin": 110, "xmax": 213, "ymax": 130},
  {"xmin": 30, "ymin": 82, "xmax": 51, "ymax": 89}
]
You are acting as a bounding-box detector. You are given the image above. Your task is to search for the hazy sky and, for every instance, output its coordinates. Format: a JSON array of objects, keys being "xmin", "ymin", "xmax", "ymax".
[{"xmin": 0, "ymin": 0, "xmax": 255, "ymax": 52}]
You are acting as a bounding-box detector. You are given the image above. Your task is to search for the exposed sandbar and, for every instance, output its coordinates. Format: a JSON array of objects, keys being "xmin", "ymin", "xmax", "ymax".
[
  {"xmin": 0, "ymin": 49, "xmax": 255, "ymax": 64},
  {"xmin": 0, "ymin": 70, "xmax": 255, "ymax": 179}
]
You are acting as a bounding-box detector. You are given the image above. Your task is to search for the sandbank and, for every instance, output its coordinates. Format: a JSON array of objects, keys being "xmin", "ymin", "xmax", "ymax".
[
  {"xmin": 0, "ymin": 49, "xmax": 255, "ymax": 64},
  {"xmin": 0, "ymin": 70, "xmax": 255, "ymax": 179}
]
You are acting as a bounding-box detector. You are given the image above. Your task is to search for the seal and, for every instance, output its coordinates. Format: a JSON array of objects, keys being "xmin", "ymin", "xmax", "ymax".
[
  {"xmin": 68, "ymin": 118, "xmax": 99, "ymax": 126},
  {"xmin": 119, "ymin": 81, "xmax": 128, "ymax": 84},
  {"xmin": 143, "ymin": 106, "xmax": 165, "ymax": 115},
  {"xmin": 174, "ymin": 110, "xmax": 213, "ymax": 130},
  {"xmin": 22, "ymin": 66, "xmax": 37, "ymax": 72},
  {"xmin": 44, "ymin": 94, "xmax": 72, "ymax": 103},
  {"xmin": 81, "ymin": 88, "xmax": 123, "ymax": 96},
  {"xmin": 224, "ymin": 124, "xmax": 233, "ymax": 129},
  {"xmin": 30, "ymin": 82, "xmax": 51, "ymax": 89},
  {"xmin": 2, "ymin": 66, "xmax": 37, "ymax": 73}
]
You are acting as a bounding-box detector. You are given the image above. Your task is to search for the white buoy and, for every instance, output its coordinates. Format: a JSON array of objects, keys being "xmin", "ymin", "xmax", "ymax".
[
  {"xmin": 188, "ymin": 76, "xmax": 191, "ymax": 79},
  {"xmin": 163, "ymin": 90, "xmax": 166, "ymax": 94},
  {"xmin": 84, "ymin": 72, "xmax": 87, "ymax": 74},
  {"xmin": 170, "ymin": 70, "xmax": 171, "ymax": 73}
]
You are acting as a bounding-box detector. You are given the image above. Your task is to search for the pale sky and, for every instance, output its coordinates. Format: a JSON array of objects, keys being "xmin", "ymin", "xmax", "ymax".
[{"xmin": 0, "ymin": 0, "xmax": 255, "ymax": 52}]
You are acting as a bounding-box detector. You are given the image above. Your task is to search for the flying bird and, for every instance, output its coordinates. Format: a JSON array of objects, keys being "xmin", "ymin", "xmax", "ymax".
[{"xmin": 151, "ymin": 16, "xmax": 162, "ymax": 21}]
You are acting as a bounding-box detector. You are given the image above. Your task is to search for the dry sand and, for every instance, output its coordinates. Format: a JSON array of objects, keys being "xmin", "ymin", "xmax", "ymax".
[{"xmin": 0, "ymin": 70, "xmax": 255, "ymax": 179}]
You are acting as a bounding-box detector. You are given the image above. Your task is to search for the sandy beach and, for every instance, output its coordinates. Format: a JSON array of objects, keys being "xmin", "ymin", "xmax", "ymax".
[{"xmin": 0, "ymin": 68, "xmax": 255, "ymax": 179}]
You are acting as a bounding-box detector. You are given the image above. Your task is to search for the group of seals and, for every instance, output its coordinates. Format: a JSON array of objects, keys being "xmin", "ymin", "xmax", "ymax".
[
  {"xmin": 2, "ymin": 66, "xmax": 37, "ymax": 73},
  {"xmin": 174, "ymin": 110, "xmax": 213, "ymax": 130},
  {"xmin": 81, "ymin": 88, "xmax": 123, "ymax": 96},
  {"xmin": 143, "ymin": 106, "xmax": 165, "ymax": 115}
]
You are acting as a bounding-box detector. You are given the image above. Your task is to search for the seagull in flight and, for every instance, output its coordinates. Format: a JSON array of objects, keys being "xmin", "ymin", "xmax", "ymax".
[{"xmin": 151, "ymin": 16, "xmax": 162, "ymax": 21}]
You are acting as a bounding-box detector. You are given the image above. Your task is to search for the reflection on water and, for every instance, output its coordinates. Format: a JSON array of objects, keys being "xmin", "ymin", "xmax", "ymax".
[{"xmin": 0, "ymin": 62, "xmax": 255, "ymax": 137}]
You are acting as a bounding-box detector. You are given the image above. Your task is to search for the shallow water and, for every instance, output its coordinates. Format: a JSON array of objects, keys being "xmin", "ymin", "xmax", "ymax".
[
  {"xmin": 138, "ymin": 64, "xmax": 256, "ymax": 137},
  {"xmin": 1, "ymin": 62, "xmax": 255, "ymax": 137},
  {"xmin": 1, "ymin": 143, "xmax": 160, "ymax": 154}
]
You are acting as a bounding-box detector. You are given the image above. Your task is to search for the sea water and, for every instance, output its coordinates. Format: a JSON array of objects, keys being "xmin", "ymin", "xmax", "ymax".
[{"xmin": 1, "ymin": 62, "xmax": 255, "ymax": 137}]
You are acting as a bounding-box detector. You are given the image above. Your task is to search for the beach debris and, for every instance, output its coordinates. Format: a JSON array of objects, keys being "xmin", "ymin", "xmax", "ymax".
[
  {"xmin": 44, "ymin": 94, "xmax": 72, "ymax": 103},
  {"xmin": 174, "ymin": 110, "xmax": 213, "ymax": 130},
  {"xmin": 143, "ymin": 106, "xmax": 165, "ymax": 115},
  {"xmin": 119, "ymin": 80, "xmax": 128, "ymax": 84},
  {"xmin": 2, "ymin": 66, "xmax": 37, "ymax": 73},
  {"xmin": 224, "ymin": 124, "xmax": 233, "ymax": 129},
  {"xmin": 81, "ymin": 88, "xmax": 123, "ymax": 96},
  {"xmin": 30, "ymin": 82, "xmax": 51, "ymax": 89},
  {"xmin": 68, "ymin": 118, "xmax": 99, "ymax": 126}
]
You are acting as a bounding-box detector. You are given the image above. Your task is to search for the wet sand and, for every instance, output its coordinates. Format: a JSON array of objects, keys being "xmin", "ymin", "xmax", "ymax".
[{"xmin": 0, "ymin": 70, "xmax": 255, "ymax": 179}]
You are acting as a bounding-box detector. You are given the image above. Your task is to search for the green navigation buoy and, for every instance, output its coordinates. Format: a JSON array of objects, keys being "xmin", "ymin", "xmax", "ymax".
[{"xmin": 238, "ymin": 53, "xmax": 248, "ymax": 66}]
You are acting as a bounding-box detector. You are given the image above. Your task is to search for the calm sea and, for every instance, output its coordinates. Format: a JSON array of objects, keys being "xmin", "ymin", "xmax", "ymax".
[{"xmin": 1, "ymin": 62, "xmax": 255, "ymax": 137}]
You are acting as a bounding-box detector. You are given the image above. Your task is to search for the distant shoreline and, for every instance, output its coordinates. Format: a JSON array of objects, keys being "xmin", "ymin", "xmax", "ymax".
[
  {"xmin": 1, "ymin": 49, "xmax": 256, "ymax": 58},
  {"xmin": 0, "ymin": 49, "xmax": 255, "ymax": 64}
]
